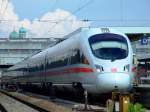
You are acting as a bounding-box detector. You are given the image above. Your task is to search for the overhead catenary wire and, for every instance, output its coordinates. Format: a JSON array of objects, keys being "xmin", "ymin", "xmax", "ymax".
[
  {"xmin": 0, "ymin": 19, "xmax": 89, "ymax": 23},
  {"xmin": 1, "ymin": 19, "xmax": 150, "ymax": 24},
  {"xmin": 1, "ymin": 19, "xmax": 150, "ymax": 22},
  {"xmin": 48, "ymin": 0, "xmax": 94, "ymax": 32}
]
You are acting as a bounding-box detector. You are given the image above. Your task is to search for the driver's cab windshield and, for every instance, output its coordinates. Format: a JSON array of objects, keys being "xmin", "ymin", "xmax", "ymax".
[{"xmin": 89, "ymin": 33, "xmax": 128, "ymax": 61}]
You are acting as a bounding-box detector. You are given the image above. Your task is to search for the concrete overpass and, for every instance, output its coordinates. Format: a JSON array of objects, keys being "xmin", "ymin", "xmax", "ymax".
[{"xmin": 0, "ymin": 38, "xmax": 57, "ymax": 77}]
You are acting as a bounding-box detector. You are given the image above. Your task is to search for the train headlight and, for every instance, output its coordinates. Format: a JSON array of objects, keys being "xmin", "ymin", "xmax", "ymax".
[
  {"xmin": 95, "ymin": 65, "xmax": 104, "ymax": 72},
  {"xmin": 124, "ymin": 64, "xmax": 130, "ymax": 72}
]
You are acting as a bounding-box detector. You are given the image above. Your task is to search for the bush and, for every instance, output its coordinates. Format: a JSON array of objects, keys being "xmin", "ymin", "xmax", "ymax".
[{"xmin": 128, "ymin": 103, "xmax": 145, "ymax": 112}]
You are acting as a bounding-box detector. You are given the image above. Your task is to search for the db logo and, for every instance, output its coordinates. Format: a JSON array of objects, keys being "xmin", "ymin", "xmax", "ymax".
[{"xmin": 141, "ymin": 37, "xmax": 148, "ymax": 45}]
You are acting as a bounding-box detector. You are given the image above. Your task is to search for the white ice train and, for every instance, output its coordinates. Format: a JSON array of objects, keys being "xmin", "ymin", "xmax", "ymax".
[{"xmin": 1, "ymin": 27, "xmax": 134, "ymax": 94}]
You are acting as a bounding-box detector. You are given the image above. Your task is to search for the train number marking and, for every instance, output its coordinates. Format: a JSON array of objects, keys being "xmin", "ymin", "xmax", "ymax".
[{"xmin": 101, "ymin": 28, "xmax": 110, "ymax": 33}]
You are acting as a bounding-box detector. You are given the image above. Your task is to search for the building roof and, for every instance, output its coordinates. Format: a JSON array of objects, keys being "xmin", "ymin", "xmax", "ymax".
[
  {"xmin": 9, "ymin": 30, "xmax": 19, "ymax": 39},
  {"xmin": 19, "ymin": 27, "xmax": 27, "ymax": 33}
]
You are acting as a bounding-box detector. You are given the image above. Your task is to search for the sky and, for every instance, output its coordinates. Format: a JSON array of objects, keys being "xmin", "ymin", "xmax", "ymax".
[{"xmin": 0, "ymin": 0, "xmax": 150, "ymax": 38}]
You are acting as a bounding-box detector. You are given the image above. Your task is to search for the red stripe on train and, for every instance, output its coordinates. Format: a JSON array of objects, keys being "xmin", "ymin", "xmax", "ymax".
[
  {"xmin": 46, "ymin": 67, "xmax": 94, "ymax": 76},
  {"xmin": 67, "ymin": 67, "xmax": 93, "ymax": 73}
]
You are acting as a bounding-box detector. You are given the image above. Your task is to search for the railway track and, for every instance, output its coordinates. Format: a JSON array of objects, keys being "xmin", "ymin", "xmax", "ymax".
[
  {"xmin": 0, "ymin": 89, "xmax": 106, "ymax": 112},
  {"xmin": 0, "ymin": 90, "xmax": 81, "ymax": 112},
  {"xmin": 23, "ymin": 91, "xmax": 106, "ymax": 112},
  {"xmin": 0, "ymin": 90, "xmax": 50, "ymax": 112}
]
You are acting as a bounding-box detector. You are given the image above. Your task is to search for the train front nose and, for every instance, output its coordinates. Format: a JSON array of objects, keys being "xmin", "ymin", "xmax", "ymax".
[{"xmin": 96, "ymin": 73, "xmax": 132, "ymax": 93}]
